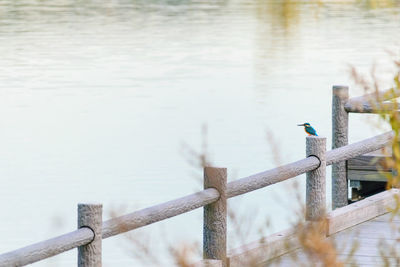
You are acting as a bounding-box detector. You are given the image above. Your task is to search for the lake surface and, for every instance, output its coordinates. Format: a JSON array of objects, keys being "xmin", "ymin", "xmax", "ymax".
[{"xmin": 0, "ymin": 0, "xmax": 399, "ymax": 266}]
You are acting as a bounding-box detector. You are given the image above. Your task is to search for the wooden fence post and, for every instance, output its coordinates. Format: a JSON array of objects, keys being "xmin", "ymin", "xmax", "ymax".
[
  {"xmin": 332, "ymin": 85, "xmax": 349, "ymax": 209},
  {"xmin": 203, "ymin": 167, "xmax": 227, "ymax": 267},
  {"xmin": 306, "ymin": 136, "xmax": 326, "ymax": 220},
  {"xmin": 78, "ymin": 203, "xmax": 102, "ymax": 267}
]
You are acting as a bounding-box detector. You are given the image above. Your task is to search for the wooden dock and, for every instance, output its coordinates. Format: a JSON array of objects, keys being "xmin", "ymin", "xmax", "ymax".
[
  {"xmin": 266, "ymin": 212, "xmax": 400, "ymax": 266},
  {"xmin": 266, "ymin": 211, "xmax": 400, "ymax": 266},
  {"xmin": 225, "ymin": 189, "xmax": 400, "ymax": 267}
]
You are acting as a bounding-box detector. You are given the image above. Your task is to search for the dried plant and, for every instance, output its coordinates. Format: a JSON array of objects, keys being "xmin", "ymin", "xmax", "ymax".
[{"xmin": 350, "ymin": 53, "xmax": 400, "ymax": 266}]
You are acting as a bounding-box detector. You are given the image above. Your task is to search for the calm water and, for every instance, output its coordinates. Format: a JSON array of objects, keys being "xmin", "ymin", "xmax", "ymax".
[{"xmin": 0, "ymin": 0, "xmax": 399, "ymax": 266}]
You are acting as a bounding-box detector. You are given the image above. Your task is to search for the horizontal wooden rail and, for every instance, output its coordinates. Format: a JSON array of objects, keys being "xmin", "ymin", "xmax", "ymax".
[
  {"xmin": 345, "ymin": 101, "xmax": 400, "ymax": 113},
  {"xmin": 0, "ymin": 228, "xmax": 93, "ymax": 267},
  {"xmin": 226, "ymin": 131, "xmax": 393, "ymax": 199},
  {"xmin": 345, "ymin": 88, "xmax": 400, "ymax": 113},
  {"xmin": 102, "ymin": 188, "xmax": 220, "ymax": 238},
  {"xmin": 226, "ymin": 157, "xmax": 320, "ymax": 198},
  {"xmin": 326, "ymin": 131, "xmax": 394, "ymax": 166},
  {"xmin": 0, "ymin": 190, "xmax": 220, "ymax": 267},
  {"xmin": 0, "ymin": 130, "xmax": 395, "ymax": 267}
]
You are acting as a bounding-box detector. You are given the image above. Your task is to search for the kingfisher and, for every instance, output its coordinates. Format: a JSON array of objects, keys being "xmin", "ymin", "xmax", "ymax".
[{"xmin": 298, "ymin": 122, "xmax": 318, "ymax": 136}]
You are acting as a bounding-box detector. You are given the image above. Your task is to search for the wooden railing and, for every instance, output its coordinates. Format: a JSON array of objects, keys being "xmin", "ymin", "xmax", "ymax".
[
  {"xmin": 332, "ymin": 86, "xmax": 399, "ymax": 209},
  {"xmin": 0, "ymin": 85, "xmax": 397, "ymax": 267}
]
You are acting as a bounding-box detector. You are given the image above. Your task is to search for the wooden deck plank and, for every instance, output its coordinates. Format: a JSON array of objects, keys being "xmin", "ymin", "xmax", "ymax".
[
  {"xmin": 227, "ymin": 228, "xmax": 300, "ymax": 266},
  {"xmin": 333, "ymin": 221, "xmax": 400, "ymax": 240},
  {"xmin": 263, "ymin": 212, "xmax": 400, "ymax": 266},
  {"xmin": 224, "ymin": 190, "xmax": 400, "ymax": 267},
  {"xmin": 348, "ymin": 170, "xmax": 390, "ymax": 182},
  {"xmin": 348, "ymin": 155, "xmax": 391, "ymax": 172},
  {"xmin": 372, "ymin": 212, "xmax": 400, "ymax": 222},
  {"xmin": 326, "ymin": 189, "xmax": 398, "ymax": 235},
  {"xmin": 266, "ymin": 253, "xmax": 400, "ymax": 267}
]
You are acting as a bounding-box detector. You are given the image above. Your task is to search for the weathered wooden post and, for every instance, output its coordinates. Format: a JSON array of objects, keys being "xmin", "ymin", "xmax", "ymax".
[
  {"xmin": 332, "ymin": 85, "xmax": 349, "ymax": 209},
  {"xmin": 78, "ymin": 203, "xmax": 102, "ymax": 267},
  {"xmin": 203, "ymin": 167, "xmax": 227, "ymax": 267},
  {"xmin": 306, "ymin": 136, "xmax": 326, "ymax": 220}
]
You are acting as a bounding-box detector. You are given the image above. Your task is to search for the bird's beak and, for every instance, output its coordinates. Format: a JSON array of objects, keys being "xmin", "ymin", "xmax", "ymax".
[{"xmin": 297, "ymin": 124, "xmax": 305, "ymax": 126}]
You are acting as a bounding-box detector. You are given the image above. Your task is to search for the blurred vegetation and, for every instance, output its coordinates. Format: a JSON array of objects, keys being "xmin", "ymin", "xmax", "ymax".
[
  {"xmin": 349, "ymin": 55, "xmax": 400, "ymax": 265},
  {"xmin": 351, "ymin": 57, "xmax": 400, "ymax": 189},
  {"xmin": 358, "ymin": 0, "xmax": 399, "ymax": 9}
]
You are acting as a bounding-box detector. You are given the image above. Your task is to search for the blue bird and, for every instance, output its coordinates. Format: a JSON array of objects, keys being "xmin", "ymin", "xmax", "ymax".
[{"xmin": 297, "ymin": 122, "xmax": 318, "ymax": 136}]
